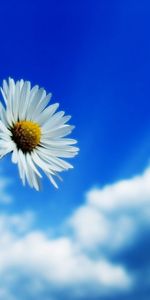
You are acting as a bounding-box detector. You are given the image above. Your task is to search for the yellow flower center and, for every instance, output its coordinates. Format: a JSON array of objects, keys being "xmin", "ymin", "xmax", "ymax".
[{"xmin": 11, "ymin": 120, "xmax": 41, "ymax": 153}]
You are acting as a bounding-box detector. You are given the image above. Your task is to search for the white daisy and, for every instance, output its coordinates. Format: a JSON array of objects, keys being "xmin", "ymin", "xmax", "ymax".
[{"xmin": 0, "ymin": 78, "xmax": 79, "ymax": 191}]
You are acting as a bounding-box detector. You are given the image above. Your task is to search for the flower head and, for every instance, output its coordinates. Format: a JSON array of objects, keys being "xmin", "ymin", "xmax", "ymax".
[{"xmin": 0, "ymin": 78, "xmax": 79, "ymax": 190}]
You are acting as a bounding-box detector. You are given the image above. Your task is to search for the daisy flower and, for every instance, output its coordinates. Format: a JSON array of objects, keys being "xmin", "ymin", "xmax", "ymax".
[{"xmin": 0, "ymin": 78, "xmax": 79, "ymax": 191}]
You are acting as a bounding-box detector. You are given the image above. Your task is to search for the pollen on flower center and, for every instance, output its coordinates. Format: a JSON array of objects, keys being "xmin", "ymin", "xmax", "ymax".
[{"xmin": 11, "ymin": 120, "xmax": 41, "ymax": 153}]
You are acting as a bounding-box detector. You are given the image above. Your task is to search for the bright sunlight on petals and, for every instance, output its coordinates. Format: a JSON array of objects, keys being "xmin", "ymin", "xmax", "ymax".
[{"xmin": 0, "ymin": 78, "xmax": 79, "ymax": 191}]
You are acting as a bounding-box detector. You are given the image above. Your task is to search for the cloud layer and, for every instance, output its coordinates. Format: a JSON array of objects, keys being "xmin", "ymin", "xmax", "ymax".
[{"xmin": 1, "ymin": 168, "xmax": 150, "ymax": 299}]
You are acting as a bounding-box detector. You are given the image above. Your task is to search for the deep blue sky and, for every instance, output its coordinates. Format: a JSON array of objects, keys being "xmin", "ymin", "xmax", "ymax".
[
  {"xmin": 0, "ymin": 1, "xmax": 150, "ymax": 299},
  {"xmin": 0, "ymin": 0, "xmax": 150, "ymax": 225}
]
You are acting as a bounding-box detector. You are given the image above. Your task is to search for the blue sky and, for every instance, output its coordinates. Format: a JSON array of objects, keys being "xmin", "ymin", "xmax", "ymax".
[{"xmin": 0, "ymin": 0, "xmax": 150, "ymax": 299}]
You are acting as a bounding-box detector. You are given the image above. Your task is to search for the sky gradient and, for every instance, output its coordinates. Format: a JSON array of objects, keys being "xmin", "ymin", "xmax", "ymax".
[{"xmin": 0, "ymin": 0, "xmax": 150, "ymax": 299}]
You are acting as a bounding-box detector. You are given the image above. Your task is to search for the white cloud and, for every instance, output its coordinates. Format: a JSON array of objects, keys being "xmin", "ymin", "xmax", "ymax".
[
  {"xmin": 87, "ymin": 168, "xmax": 150, "ymax": 211},
  {"xmin": 1, "ymin": 167, "xmax": 150, "ymax": 299},
  {"xmin": 0, "ymin": 225, "xmax": 131, "ymax": 294},
  {"xmin": 69, "ymin": 168, "xmax": 150, "ymax": 252},
  {"xmin": 0, "ymin": 214, "xmax": 131, "ymax": 299}
]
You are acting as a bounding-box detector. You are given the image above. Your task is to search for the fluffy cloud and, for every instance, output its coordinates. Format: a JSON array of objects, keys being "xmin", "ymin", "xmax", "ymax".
[
  {"xmin": 1, "ymin": 167, "xmax": 150, "ymax": 299},
  {"xmin": 0, "ymin": 212, "xmax": 131, "ymax": 300},
  {"xmin": 69, "ymin": 168, "xmax": 150, "ymax": 252}
]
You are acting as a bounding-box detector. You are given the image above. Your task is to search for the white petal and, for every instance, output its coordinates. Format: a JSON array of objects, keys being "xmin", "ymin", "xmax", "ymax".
[
  {"xmin": 18, "ymin": 81, "xmax": 30, "ymax": 120},
  {"xmin": 11, "ymin": 147, "xmax": 18, "ymax": 164},
  {"xmin": 31, "ymin": 150, "xmax": 53, "ymax": 173},
  {"xmin": 12, "ymin": 81, "xmax": 21, "ymax": 122},
  {"xmin": 40, "ymin": 138, "xmax": 77, "ymax": 146},
  {"xmin": 41, "ymin": 111, "xmax": 65, "ymax": 130},
  {"xmin": 23, "ymin": 153, "xmax": 41, "ymax": 190},
  {"xmin": 31, "ymin": 93, "xmax": 52, "ymax": 120},
  {"xmin": 5, "ymin": 79, "xmax": 15, "ymax": 123},
  {"xmin": 2, "ymin": 80, "xmax": 9, "ymax": 99},
  {"xmin": 0, "ymin": 140, "xmax": 14, "ymax": 152},
  {"xmin": 0, "ymin": 133, "xmax": 11, "ymax": 142},
  {"xmin": 19, "ymin": 81, "xmax": 31, "ymax": 120},
  {"xmin": 35, "ymin": 103, "xmax": 59, "ymax": 125},
  {"xmin": 35, "ymin": 149, "xmax": 63, "ymax": 172},
  {"xmin": 40, "ymin": 137, "xmax": 79, "ymax": 150},
  {"xmin": 26, "ymin": 153, "xmax": 42, "ymax": 178},
  {"xmin": 19, "ymin": 150, "xmax": 40, "ymax": 190},
  {"xmin": 42, "ymin": 125, "xmax": 75, "ymax": 138},
  {"xmin": 1, "ymin": 88, "xmax": 7, "ymax": 105},
  {"xmin": 27, "ymin": 88, "xmax": 46, "ymax": 120},
  {"xmin": 39, "ymin": 143, "xmax": 79, "ymax": 157},
  {"xmin": 0, "ymin": 103, "xmax": 8, "ymax": 126},
  {"xmin": 17, "ymin": 150, "xmax": 26, "ymax": 185},
  {"xmin": 31, "ymin": 172, "xmax": 41, "ymax": 191},
  {"xmin": 19, "ymin": 79, "xmax": 24, "ymax": 90},
  {"xmin": 0, "ymin": 121, "xmax": 11, "ymax": 135},
  {"xmin": 36, "ymin": 147, "xmax": 73, "ymax": 170},
  {"xmin": 45, "ymin": 171, "xmax": 58, "ymax": 188}
]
